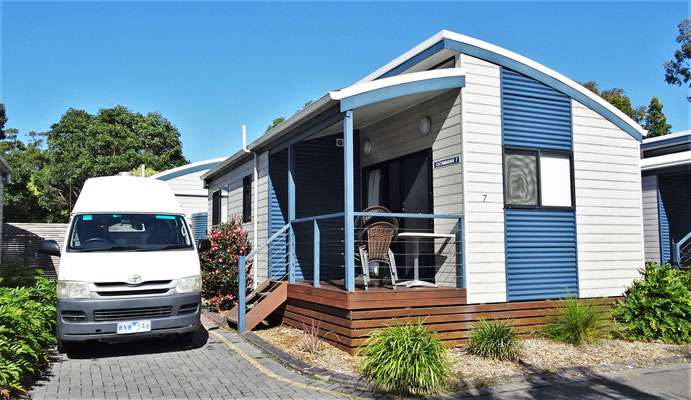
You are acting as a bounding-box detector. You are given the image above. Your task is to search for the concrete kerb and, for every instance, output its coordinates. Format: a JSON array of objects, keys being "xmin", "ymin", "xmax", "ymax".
[{"xmin": 202, "ymin": 310, "xmax": 691, "ymax": 396}]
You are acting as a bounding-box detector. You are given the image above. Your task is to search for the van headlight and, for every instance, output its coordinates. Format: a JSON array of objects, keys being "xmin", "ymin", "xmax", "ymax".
[
  {"xmin": 57, "ymin": 281, "xmax": 91, "ymax": 299},
  {"xmin": 176, "ymin": 276, "xmax": 201, "ymax": 293}
]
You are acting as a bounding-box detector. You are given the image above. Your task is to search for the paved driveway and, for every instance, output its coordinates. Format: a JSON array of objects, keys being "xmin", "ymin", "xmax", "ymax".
[{"xmin": 29, "ymin": 321, "xmax": 370, "ymax": 400}]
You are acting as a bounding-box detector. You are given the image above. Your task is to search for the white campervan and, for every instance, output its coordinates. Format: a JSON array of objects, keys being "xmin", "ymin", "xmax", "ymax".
[{"xmin": 40, "ymin": 176, "xmax": 210, "ymax": 352}]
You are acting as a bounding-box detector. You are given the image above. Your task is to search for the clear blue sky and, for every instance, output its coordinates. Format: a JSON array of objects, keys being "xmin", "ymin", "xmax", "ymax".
[{"xmin": 2, "ymin": 1, "xmax": 689, "ymax": 163}]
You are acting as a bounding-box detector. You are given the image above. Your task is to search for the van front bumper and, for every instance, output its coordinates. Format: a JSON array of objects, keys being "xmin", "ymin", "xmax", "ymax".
[{"xmin": 57, "ymin": 292, "xmax": 201, "ymax": 342}]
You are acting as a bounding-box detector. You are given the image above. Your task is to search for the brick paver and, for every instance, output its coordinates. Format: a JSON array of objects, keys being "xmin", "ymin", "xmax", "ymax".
[{"xmin": 29, "ymin": 323, "xmax": 369, "ymax": 400}]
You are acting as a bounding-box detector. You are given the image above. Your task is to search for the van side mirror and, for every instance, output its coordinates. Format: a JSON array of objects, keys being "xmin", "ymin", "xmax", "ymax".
[
  {"xmin": 39, "ymin": 240, "xmax": 61, "ymax": 257},
  {"xmin": 197, "ymin": 239, "xmax": 211, "ymax": 253}
]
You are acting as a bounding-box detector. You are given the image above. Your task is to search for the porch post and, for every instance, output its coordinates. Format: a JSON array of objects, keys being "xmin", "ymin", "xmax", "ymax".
[
  {"xmin": 344, "ymin": 110, "xmax": 355, "ymax": 292},
  {"xmin": 288, "ymin": 144, "xmax": 296, "ymax": 284}
]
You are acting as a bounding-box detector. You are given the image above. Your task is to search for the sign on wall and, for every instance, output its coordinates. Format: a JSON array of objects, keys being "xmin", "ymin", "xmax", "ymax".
[{"xmin": 433, "ymin": 156, "xmax": 460, "ymax": 169}]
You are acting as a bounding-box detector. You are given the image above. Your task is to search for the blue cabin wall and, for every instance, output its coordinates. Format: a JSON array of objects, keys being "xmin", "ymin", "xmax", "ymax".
[
  {"xmin": 657, "ymin": 171, "xmax": 691, "ymax": 264},
  {"xmin": 268, "ymin": 133, "xmax": 360, "ymax": 281},
  {"xmin": 501, "ymin": 67, "xmax": 579, "ymax": 301}
]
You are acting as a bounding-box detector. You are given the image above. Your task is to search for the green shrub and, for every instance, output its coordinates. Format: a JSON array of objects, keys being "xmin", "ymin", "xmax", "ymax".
[
  {"xmin": 612, "ymin": 262, "xmax": 691, "ymax": 344},
  {"xmin": 543, "ymin": 297, "xmax": 608, "ymax": 346},
  {"xmin": 199, "ymin": 217, "xmax": 253, "ymax": 312},
  {"xmin": 359, "ymin": 322, "xmax": 451, "ymax": 395},
  {"xmin": 468, "ymin": 319, "xmax": 518, "ymax": 360},
  {"xmin": 0, "ymin": 269, "xmax": 56, "ymax": 397}
]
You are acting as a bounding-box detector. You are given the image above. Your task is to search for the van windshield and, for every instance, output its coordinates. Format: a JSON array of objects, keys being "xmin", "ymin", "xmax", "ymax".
[{"xmin": 68, "ymin": 214, "xmax": 193, "ymax": 252}]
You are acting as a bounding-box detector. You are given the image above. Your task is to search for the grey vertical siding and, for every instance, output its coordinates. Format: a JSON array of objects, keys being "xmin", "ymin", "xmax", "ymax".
[
  {"xmin": 206, "ymin": 152, "xmax": 270, "ymax": 283},
  {"xmin": 642, "ymin": 175, "xmax": 660, "ymax": 264},
  {"xmin": 359, "ymin": 88, "xmax": 462, "ymax": 288}
]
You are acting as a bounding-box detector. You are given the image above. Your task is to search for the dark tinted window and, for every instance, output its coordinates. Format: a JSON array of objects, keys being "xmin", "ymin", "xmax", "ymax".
[{"xmin": 68, "ymin": 214, "xmax": 192, "ymax": 251}]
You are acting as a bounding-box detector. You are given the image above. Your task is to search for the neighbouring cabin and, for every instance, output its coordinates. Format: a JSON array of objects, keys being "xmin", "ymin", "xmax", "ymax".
[
  {"xmin": 151, "ymin": 158, "xmax": 225, "ymax": 240},
  {"xmin": 202, "ymin": 30, "xmax": 646, "ymax": 353},
  {"xmin": 640, "ymin": 131, "xmax": 691, "ymax": 267}
]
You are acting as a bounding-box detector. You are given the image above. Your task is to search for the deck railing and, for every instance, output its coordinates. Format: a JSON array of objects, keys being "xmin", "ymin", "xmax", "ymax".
[
  {"xmin": 674, "ymin": 231, "xmax": 691, "ymax": 267},
  {"xmin": 237, "ymin": 212, "xmax": 464, "ymax": 333}
]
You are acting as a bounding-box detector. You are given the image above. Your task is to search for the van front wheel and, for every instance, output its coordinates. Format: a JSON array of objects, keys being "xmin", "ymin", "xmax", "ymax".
[
  {"xmin": 57, "ymin": 337, "xmax": 74, "ymax": 354},
  {"xmin": 174, "ymin": 332, "xmax": 195, "ymax": 347}
]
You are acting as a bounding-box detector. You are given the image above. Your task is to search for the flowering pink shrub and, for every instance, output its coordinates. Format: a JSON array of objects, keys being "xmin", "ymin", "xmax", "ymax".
[{"xmin": 199, "ymin": 217, "xmax": 253, "ymax": 312}]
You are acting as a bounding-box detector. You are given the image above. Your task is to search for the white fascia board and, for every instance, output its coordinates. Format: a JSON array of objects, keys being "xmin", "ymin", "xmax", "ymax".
[
  {"xmin": 642, "ymin": 130, "xmax": 691, "ymax": 145},
  {"xmin": 357, "ymin": 29, "xmax": 647, "ymax": 138},
  {"xmin": 0, "ymin": 154, "xmax": 13, "ymax": 175},
  {"xmin": 331, "ymin": 68, "xmax": 466, "ymax": 100},
  {"xmin": 150, "ymin": 157, "xmax": 226, "ymax": 180},
  {"xmin": 356, "ymin": 31, "xmax": 447, "ymax": 85},
  {"xmin": 641, "ymin": 150, "xmax": 691, "ymax": 171}
]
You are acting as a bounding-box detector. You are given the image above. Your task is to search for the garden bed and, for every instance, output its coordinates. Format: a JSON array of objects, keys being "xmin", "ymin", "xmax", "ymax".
[{"xmin": 254, "ymin": 324, "xmax": 690, "ymax": 381}]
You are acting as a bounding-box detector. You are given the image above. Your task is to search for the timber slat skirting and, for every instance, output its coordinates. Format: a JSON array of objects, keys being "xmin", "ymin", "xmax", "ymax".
[{"xmin": 271, "ymin": 281, "xmax": 620, "ymax": 355}]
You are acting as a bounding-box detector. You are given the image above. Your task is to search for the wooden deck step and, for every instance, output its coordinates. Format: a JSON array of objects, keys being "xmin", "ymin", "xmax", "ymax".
[{"xmin": 226, "ymin": 280, "xmax": 288, "ymax": 331}]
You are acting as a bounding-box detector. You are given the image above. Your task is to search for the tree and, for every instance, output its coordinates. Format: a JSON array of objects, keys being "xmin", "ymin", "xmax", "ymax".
[
  {"xmin": 0, "ymin": 129, "xmax": 48, "ymax": 222},
  {"xmin": 581, "ymin": 82, "xmax": 673, "ymax": 135},
  {"xmin": 664, "ymin": 18, "xmax": 691, "ymax": 101},
  {"xmin": 643, "ymin": 97, "xmax": 672, "ymax": 138},
  {"xmin": 265, "ymin": 117, "xmax": 285, "ymax": 132},
  {"xmin": 582, "ymin": 82, "xmax": 647, "ymax": 124},
  {"xmin": 32, "ymin": 106, "xmax": 187, "ymax": 221},
  {"xmin": 0, "ymin": 103, "xmax": 7, "ymax": 139}
]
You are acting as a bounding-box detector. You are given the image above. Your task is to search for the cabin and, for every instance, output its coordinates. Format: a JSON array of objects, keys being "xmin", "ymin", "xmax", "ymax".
[
  {"xmin": 641, "ymin": 131, "xmax": 691, "ymax": 267},
  {"xmin": 202, "ymin": 30, "xmax": 647, "ymax": 354},
  {"xmin": 150, "ymin": 158, "xmax": 225, "ymax": 240}
]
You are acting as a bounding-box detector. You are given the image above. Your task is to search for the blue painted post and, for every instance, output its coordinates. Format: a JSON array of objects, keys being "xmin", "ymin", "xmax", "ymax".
[
  {"xmin": 288, "ymin": 144, "xmax": 296, "ymax": 283},
  {"xmin": 457, "ymin": 218, "xmax": 465, "ymax": 289},
  {"xmin": 313, "ymin": 220, "xmax": 320, "ymax": 287},
  {"xmin": 238, "ymin": 255, "xmax": 246, "ymax": 333},
  {"xmin": 343, "ymin": 110, "xmax": 355, "ymax": 292}
]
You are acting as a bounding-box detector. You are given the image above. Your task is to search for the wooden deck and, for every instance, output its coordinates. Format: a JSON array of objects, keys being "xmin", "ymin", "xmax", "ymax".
[{"xmin": 270, "ymin": 280, "xmax": 617, "ymax": 355}]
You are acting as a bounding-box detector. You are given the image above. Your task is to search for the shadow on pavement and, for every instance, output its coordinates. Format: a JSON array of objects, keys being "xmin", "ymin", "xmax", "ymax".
[
  {"xmin": 63, "ymin": 326, "xmax": 209, "ymax": 360},
  {"xmin": 447, "ymin": 360, "xmax": 667, "ymax": 399}
]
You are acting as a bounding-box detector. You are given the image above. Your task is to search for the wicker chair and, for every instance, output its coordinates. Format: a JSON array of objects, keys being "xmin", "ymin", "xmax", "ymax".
[
  {"xmin": 357, "ymin": 206, "xmax": 399, "ymax": 233},
  {"xmin": 357, "ymin": 221, "xmax": 399, "ymax": 290}
]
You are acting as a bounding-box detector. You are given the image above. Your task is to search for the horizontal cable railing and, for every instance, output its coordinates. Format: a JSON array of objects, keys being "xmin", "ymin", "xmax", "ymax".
[{"xmin": 235, "ymin": 212, "xmax": 465, "ymax": 333}]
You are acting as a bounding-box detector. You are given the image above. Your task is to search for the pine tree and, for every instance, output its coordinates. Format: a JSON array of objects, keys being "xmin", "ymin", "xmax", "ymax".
[{"xmin": 643, "ymin": 97, "xmax": 672, "ymax": 138}]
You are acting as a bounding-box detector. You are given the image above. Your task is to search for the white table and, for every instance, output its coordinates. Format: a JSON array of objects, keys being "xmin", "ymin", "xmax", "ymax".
[{"xmin": 396, "ymin": 232, "xmax": 456, "ymax": 288}]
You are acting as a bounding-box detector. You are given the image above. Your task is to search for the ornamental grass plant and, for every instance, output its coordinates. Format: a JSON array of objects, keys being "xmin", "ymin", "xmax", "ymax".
[
  {"xmin": 543, "ymin": 296, "xmax": 608, "ymax": 346},
  {"xmin": 468, "ymin": 318, "xmax": 518, "ymax": 360},
  {"xmin": 612, "ymin": 262, "xmax": 691, "ymax": 344},
  {"xmin": 359, "ymin": 322, "xmax": 451, "ymax": 395}
]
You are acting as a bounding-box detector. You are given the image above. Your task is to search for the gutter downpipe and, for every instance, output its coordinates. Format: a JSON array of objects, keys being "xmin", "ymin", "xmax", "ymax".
[{"xmin": 242, "ymin": 125, "xmax": 259, "ymax": 291}]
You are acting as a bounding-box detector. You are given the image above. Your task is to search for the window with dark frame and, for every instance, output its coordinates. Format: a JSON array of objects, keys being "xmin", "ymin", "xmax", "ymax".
[
  {"xmin": 503, "ymin": 147, "xmax": 574, "ymax": 209},
  {"xmin": 242, "ymin": 175, "xmax": 252, "ymax": 222},
  {"xmin": 211, "ymin": 190, "xmax": 221, "ymax": 226}
]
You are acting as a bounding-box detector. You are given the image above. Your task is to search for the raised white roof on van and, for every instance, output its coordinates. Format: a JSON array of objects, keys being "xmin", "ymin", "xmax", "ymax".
[{"xmin": 72, "ymin": 176, "xmax": 183, "ymax": 215}]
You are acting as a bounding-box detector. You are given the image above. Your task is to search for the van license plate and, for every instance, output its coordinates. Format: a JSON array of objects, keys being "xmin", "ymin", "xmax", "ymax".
[{"xmin": 116, "ymin": 320, "xmax": 151, "ymax": 334}]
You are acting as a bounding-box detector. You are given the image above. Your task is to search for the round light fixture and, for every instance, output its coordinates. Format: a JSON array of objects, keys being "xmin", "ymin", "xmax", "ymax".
[
  {"xmin": 419, "ymin": 116, "xmax": 432, "ymax": 136},
  {"xmin": 362, "ymin": 139, "xmax": 372, "ymax": 155}
]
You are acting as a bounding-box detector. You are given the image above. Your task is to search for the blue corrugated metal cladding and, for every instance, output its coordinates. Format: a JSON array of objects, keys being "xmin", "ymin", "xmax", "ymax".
[
  {"xmin": 505, "ymin": 210, "xmax": 578, "ymax": 300},
  {"xmin": 502, "ymin": 67, "xmax": 578, "ymax": 301},
  {"xmin": 502, "ymin": 68, "xmax": 572, "ymax": 152}
]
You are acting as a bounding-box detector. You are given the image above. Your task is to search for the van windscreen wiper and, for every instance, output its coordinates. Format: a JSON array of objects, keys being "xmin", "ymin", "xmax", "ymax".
[
  {"xmin": 73, "ymin": 245, "xmax": 139, "ymax": 252},
  {"xmin": 135, "ymin": 244, "xmax": 192, "ymax": 252}
]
